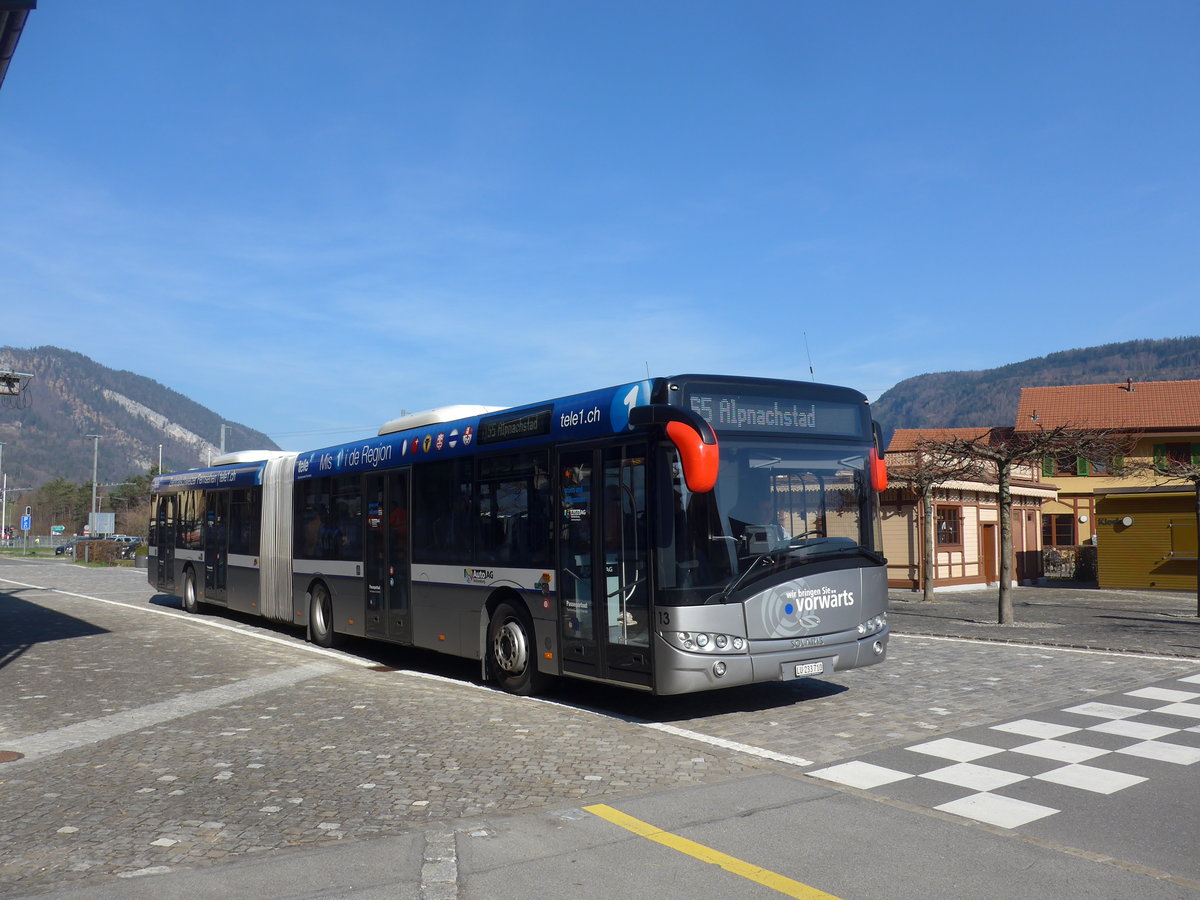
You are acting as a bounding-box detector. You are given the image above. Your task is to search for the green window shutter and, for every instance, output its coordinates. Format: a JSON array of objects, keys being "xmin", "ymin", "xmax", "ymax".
[
  {"xmin": 1153, "ymin": 444, "xmax": 1167, "ymax": 472},
  {"xmin": 1076, "ymin": 456, "xmax": 1090, "ymax": 476},
  {"xmin": 1192, "ymin": 443, "xmax": 1200, "ymax": 466},
  {"xmin": 1112, "ymin": 454, "xmax": 1125, "ymax": 474},
  {"xmin": 1042, "ymin": 456, "xmax": 1054, "ymax": 477}
]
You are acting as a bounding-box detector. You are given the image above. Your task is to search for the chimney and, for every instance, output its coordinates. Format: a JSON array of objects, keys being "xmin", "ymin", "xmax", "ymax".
[{"xmin": 1122, "ymin": 378, "xmax": 1134, "ymax": 392}]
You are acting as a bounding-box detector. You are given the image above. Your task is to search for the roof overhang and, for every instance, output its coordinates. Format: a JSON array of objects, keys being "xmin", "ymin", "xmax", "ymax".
[
  {"xmin": 1099, "ymin": 485, "xmax": 1198, "ymax": 500},
  {"xmin": 0, "ymin": 2, "xmax": 35, "ymax": 92}
]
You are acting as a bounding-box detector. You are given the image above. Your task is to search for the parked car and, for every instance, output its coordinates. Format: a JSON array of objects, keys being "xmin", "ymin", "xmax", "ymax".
[{"xmin": 55, "ymin": 536, "xmax": 103, "ymax": 556}]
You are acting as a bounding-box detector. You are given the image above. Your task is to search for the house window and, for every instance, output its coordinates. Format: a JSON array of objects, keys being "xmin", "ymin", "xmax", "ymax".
[
  {"xmin": 1155, "ymin": 443, "xmax": 1198, "ymax": 472},
  {"xmin": 936, "ymin": 506, "xmax": 961, "ymax": 546},
  {"xmin": 1042, "ymin": 513, "xmax": 1076, "ymax": 549},
  {"xmin": 1043, "ymin": 454, "xmax": 1090, "ymax": 477}
]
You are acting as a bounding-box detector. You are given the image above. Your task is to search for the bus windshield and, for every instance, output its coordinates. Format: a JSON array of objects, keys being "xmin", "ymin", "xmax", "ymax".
[{"xmin": 657, "ymin": 436, "xmax": 883, "ymax": 605}]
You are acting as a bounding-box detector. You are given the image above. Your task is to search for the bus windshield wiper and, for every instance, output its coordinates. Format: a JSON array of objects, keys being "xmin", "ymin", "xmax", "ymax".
[
  {"xmin": 719, "ymin": 552, "xmax": 777, "ymax": 600},
  {"xmin": 720, "ymin": 540, "xmax": 883, "ymax": 602}
]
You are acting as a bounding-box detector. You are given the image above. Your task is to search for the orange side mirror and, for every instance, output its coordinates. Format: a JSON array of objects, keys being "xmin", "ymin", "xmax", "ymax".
[
  {"xmin": 666, "ymin": 420, "xmax": 720, "ymax": 493},
  {"xmin": 870, "ymin": 447, "xmax": 888, "ymax": 492}
]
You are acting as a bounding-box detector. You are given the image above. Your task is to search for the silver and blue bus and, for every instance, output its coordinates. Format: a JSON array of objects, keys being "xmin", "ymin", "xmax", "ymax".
[{"xmin": 149, "ymin": 374, "xmax": 890, "ymax": 695}]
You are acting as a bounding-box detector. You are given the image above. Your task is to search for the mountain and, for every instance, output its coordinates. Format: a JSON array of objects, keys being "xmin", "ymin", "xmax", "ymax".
[
  {"xmin": 5, "ymin": 338, "xmax": 1199, "ymax": 489},
  {"xmin": 0, "ymin": 346, "xmax": 279, "ymax": 489},
  {"xmin": 870, "ymin": 336, "xmax": 1200, "ymax": 443}
]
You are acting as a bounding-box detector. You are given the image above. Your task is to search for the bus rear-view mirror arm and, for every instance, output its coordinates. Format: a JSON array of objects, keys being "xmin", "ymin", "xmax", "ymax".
[{"xmin": 628, "ymin": 405, "xmax": 719, "ymax": 493}]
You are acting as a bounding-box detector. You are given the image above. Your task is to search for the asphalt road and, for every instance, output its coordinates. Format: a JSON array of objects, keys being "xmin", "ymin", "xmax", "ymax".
[{"xmin": 2, "ymin": 559, "xmax": 1198, "ymax": 899}]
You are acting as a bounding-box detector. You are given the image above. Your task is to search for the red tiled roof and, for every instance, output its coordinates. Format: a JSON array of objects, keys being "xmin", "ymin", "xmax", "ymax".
[
  {"xmin": 1013, "ymin": 380, "xmax": 1200, "ymax": 432},
  {"xmin": 887, "ymin": 426, "xmax": 1001, "ymax": 454}
]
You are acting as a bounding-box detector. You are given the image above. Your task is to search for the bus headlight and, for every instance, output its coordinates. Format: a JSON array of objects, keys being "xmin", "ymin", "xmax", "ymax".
[
  {"xmin": 663, "ymin": 631, "xmax": 748, "ymax": 654},
  {"xmin": 713, "ymin": 661, "xmax": 727, "ymax": 678},
  {"xmin": 859, "ymin": 614, "xmax": 888, "ymax": 636}
]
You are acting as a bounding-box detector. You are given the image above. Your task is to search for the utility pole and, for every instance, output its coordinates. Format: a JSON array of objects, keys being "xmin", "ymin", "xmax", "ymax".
[
  {"xmin": 220, "ymin": 423, "xmax": 227, "ymax": 455},
  {"xmin": 86, "ymin": 434, "xmax": 100, "ymax": 527}
]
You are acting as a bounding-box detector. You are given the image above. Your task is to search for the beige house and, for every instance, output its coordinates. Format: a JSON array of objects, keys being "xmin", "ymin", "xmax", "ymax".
[{"xmin": 882, "ymin": 428, "xmax": 1057, "ymax": 591}]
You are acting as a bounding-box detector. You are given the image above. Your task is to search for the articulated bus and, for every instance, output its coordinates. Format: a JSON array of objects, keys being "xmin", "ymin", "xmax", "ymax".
[{"xmin": 148, "ymin": 374, "xmax": 890, "ymax": 695}]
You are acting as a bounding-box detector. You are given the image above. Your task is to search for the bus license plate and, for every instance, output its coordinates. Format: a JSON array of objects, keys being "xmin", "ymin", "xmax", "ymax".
[{"xmin": 795, "ymin": 661, "xmax": 824, "ymax": 677}]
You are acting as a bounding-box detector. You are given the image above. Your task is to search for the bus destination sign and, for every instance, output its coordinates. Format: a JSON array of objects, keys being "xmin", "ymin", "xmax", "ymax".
[
  {"xmin": 479, "ymin": 406, "xmax": 554, "ymax": 445},
  {"xmin": 687, "ymin": 391, "xmax": 864, "ymax": 438}
]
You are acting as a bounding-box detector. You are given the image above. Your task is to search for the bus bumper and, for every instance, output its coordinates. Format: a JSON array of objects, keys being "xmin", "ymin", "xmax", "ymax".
[{"xmin": 651, "ymin": 626, "xmax": 889, "ymax": 696}]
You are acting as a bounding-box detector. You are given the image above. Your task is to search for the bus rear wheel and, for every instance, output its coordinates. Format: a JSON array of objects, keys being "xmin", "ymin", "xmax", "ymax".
[
  {"xmin": 488, "ymin": 601, "xmax": 546, "ymax": 696},
  {"xmin": 181, "ymin": 568, "xmax": 200, "ymax": 614},
  {"xmin": 309, "ymin": 583, "xmax": 335, "ymax": 648}
]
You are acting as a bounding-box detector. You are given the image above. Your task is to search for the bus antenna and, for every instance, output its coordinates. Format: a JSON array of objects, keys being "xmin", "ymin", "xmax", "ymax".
[{"xmin": 803, "ymin": 333, "xmax": 815, "ymax": 381}]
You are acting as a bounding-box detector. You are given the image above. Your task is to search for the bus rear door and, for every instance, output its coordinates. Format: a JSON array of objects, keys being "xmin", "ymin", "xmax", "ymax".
[
  {"xmin": 154, "ymin": 495, "xmax": 175, "ymax": 591},
  {"xmin": 203, "ymin": 492, "xmax": 228, "ymax": 604}
]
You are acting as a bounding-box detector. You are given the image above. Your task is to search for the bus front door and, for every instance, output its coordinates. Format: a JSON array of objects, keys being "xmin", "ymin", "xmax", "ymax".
[
  {"xmin": 363, "ymin": 471, "xmax": 412, "ymax": 644},
  {"xmin": 558, "ymin": 444, "xmax": 651, "ymax": 688},
  {"xmin": 155, "ymin": 495, "xmax": 175, "ymax": 591}
]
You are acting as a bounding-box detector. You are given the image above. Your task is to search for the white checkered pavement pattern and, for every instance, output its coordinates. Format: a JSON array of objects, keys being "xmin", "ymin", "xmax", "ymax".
[{"xmin": 808, "ymin": 672, "xmax": 1200, "ymax": 830}]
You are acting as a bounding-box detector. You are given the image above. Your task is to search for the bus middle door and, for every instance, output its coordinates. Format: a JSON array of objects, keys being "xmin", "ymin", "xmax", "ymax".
[{"xmin": 363, "ymin": 471, "xmax": 412, "ymax": 644}]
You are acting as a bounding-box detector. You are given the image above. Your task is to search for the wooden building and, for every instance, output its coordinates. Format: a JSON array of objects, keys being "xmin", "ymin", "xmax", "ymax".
[{"xmin": 882, "ymin": 428, "xmax": 1056, "ymax": 591}]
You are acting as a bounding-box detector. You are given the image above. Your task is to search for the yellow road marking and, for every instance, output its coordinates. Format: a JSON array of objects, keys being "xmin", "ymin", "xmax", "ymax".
[{"xmin": 583, "ymin": 803, "xmax": 843, "ymax": 899}]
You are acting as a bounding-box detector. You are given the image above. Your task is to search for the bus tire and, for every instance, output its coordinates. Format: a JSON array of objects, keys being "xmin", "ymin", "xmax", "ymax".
[
  {"xmin": 488, "ymin": 601, "xmax": 546, "ymax": 696},
  {"xmin": 181, "ymin": 568, "xmax": 200, "ymax": 614},
  {"xmin": 309, "ymin": 582, "xmax": 335, "ymax": 648}
]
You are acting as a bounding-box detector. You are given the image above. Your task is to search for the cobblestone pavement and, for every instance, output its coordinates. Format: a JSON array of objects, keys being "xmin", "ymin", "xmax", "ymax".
[
  {"xmin": 1, "ymin": 561, "xmax": 1196, "ymax": 897},
  {"xmin": 886, "ymin": 583, "xmax": 1200, "ymax": 658}
]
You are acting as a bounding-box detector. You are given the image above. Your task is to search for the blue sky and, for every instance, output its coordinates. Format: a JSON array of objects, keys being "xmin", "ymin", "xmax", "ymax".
[{"xmin": 2, "ymin": 2, "xmax": 1197, "ymax": 451}]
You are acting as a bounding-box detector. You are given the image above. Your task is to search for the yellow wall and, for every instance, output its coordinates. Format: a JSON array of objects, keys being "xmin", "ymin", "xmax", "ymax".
[
  {"xmin": 1045, "ymin": 436, "xmax": 1199, "ymax": 544},
  {"xmin": 1095, "ymin": 494, "xmax": 1198, "ymax": 591}
]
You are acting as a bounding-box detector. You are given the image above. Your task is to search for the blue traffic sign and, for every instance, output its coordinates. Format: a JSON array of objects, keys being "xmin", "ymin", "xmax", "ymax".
[{"xmin": 20, "ymin": 514, "xmax": 31, "ymax": 531}]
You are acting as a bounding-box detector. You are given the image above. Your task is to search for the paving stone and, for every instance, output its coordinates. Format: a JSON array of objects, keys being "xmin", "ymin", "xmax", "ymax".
[{"xmin": 1, "ymin": 562, "xmax": 1195, "ymax": 896}]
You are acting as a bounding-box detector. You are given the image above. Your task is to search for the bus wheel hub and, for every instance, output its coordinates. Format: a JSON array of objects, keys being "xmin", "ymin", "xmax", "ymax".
[{"xmin": 494, "ymin": 620, "xmax": 528, "ymax": 674}]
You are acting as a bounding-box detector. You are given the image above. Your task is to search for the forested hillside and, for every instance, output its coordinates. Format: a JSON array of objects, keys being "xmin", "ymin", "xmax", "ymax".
[
  {"xmin": 0, "ymin": 346, "xmax": 278, "ymax": 489},
  {"xmin": 871, "ymin": 336, "xmax": 1200, "ymax": 441}
]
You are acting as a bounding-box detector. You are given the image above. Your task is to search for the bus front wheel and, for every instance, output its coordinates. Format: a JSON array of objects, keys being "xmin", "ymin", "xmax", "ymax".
[
  {"xmin": 182, "ymin": 569, "xmax": 200, "ymax": 614},
  {"xmin": 309, "ymin": 583, "xmax": 335, "ymax": 648},
  {"xmin": 488, "ymin": 602, "xmax": 546, "ymax": 696}
]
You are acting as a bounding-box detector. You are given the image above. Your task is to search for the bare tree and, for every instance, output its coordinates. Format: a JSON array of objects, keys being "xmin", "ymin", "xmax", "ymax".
[
  {"xmin": 926, "ymin": 426, "xmax": 1132, "ymax": 624},
  {"xmin": 888, "ymin": 438, "xmax": 986, "ymax": 601}
]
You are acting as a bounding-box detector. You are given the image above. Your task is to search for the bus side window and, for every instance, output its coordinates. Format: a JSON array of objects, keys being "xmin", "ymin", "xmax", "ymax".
[
  {"xmin": 476, "ymin": 451, "xmax": 552, "ymax": 567},
  {"xmin": 413, "ymin": 459, "xmax": 473, "ymax": 563}
]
